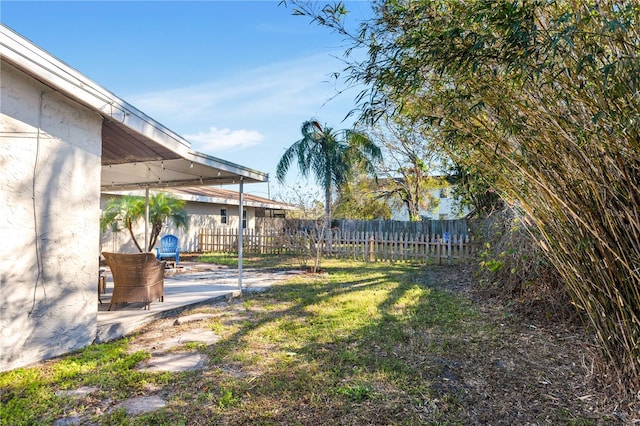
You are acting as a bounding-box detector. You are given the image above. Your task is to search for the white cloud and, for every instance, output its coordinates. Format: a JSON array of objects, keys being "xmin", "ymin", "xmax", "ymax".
[
  {"xmin": 125, "ymin": 52, "xmax": 361, "ymax": 180},
  {"xmin": 184, "ymin": 127, "xmax": 263, "ymax": 153},
  {"xmin": 126, "ymin": 52, "xmax": 356, "ymax": 132}
]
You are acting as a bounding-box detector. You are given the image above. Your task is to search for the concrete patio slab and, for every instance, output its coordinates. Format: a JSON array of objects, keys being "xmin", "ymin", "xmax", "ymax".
[{"xmin": 96, "ymin": 262, "xmax": 301, "ymax": 343}]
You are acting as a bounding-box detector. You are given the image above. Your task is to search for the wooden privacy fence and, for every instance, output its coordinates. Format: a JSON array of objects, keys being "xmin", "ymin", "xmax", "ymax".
[
  {"xmin": 329, "ymin": 230, "xmax": 473, "ymax": 265},
  {"xmin": 198, "ymin": 228, "xmax": 474, "ymax": 265},
  {"xmin": 258, "ymin": 218, "xmax": 471, "ymax": 239}
]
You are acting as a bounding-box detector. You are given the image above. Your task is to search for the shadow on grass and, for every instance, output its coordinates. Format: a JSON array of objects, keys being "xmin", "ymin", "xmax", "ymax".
[{"xmin": 196, "ymin": 260, "xmax": 477, "ymax": 423}]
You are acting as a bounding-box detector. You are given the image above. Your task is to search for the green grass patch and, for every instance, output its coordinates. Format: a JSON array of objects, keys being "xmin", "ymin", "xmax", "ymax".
[
  {"xmin": 195, "ymin": 252, "xmax": 299, "ymax": 269},
  {"xmin": 0, "ymin": 338, "xmax": 179, "ymax": 424}
]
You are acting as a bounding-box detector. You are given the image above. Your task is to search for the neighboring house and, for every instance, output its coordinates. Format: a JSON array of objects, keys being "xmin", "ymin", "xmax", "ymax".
[
  {"xmin": 385, "ymin": 178, "xmax": 471, "ymax": 221},
  {"xmin": 420, "ymin": 185, "xmax": 470, "ymax": 220},
  {"xmin": 0, "ymin": 25, "xmax": 267, "ymax": 371},
  {"xmin": 100, "ymin": 187, "xmax": 296, "ymax": 253}
]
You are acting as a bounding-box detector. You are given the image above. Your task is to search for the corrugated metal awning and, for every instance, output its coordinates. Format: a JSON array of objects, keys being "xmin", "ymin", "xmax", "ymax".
[
  {"xmin": 100, "ymin": 115, "xmax": 267, "ymax": 189},
  {"xmin": 99, "ymin": 101, "xmax": 268, "ymax": 191}
]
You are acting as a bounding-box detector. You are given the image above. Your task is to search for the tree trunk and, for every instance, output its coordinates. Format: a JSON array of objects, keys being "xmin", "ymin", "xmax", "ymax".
[
  {"xmin": 325, "ymin": 183, "xmax": 332, "ymax": 254},
  {"xmin": 148, "ymin": 224, "xmax": 162, "ymax": 252},
  {"xmin": 127, "ymin": 223, "xmax": 143, "ymax": 252}
]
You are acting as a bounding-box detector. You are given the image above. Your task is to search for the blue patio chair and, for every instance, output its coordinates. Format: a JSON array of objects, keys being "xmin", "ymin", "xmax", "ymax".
[{"xmin": 155, "ymin": 234, "xmax": 180, "ymax": 265}]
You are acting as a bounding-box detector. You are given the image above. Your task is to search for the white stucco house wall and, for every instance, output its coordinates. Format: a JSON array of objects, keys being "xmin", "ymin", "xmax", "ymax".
[
  {"xmin": 0, "ymin": 25, "xmax": 267, "ymax": 371},
  {"xmin": 1, "ymin": 45, "xmax": 103, "ymax": 372},
  {"xmin": 100, "ymin": 187, "xmax": 295, "ymax": 253}
]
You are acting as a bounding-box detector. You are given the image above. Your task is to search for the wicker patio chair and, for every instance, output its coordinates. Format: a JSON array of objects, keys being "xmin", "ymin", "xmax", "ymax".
[{"xmin": 102, "ymin": 252, "xmax": 165, "ymax": 311}]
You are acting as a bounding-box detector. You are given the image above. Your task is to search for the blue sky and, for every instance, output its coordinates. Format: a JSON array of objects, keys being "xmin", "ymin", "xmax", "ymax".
[{"xmin": 1, "ymin": 1, "xmax": 372, "ymax": 199}]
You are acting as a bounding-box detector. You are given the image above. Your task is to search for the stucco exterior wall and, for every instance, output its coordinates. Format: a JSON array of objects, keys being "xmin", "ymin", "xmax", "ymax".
[
  {"xmin": 99, "ymin": 195, "xmax": 254, "ymax": 253},
  {"xmin": 0, "ymin": 63, "xmax": 102, "ymax": 371},
  {"xmin": 172, "ymin": 201, "xmax": 254, "ymax": 252}
]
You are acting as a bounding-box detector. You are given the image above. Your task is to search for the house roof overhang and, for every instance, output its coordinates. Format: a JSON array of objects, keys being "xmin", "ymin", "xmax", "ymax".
[
  {"xmin": 103, "ymin": 186, "xmax": 297, "ymax": 211},
  {"xmin": 1, "ymin": 24, "xmax": 268, "ymax": 190}
]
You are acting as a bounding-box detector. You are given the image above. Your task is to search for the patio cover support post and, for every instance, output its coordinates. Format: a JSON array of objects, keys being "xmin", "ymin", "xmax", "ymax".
[
  {"xmin": 144, "ymin": 186, "xmax": 150, "ymax": 252},
  {"xmin": 238, "ymin": 177, "xmax": 244, "ymax": 292}
]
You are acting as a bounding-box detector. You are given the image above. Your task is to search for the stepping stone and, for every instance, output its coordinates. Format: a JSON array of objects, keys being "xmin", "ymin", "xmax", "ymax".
[
  {"xmin": 176, "ymin": 329, "xmax": 220, "ymax": 345},
  {"xmin": 55, "ymin": 385, "xmax": 99, "ymax": 398},
  {"xmin": 153, "ymin": 329, "xmax": 220, "ymax": 353},
  {"xmin": 244, "ymin": 286, "xmax": 269, "ymax": 293},
  {"xmin": 114, "ymin": 395, "xmax": 166, "ymax": 415},
  {"xmin": 138, "ymin": 352, "xmax": 206, "ymax": 372},
  {"xmin": 53, "ymin": 417, "xmax": 81, "ymax": 426}
]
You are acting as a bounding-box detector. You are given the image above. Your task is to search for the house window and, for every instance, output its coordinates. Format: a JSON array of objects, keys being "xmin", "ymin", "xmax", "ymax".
[
  {"xmin": 221, "ymin": 208, "xmax": 228, "ymax": 225},
  {"xmin": 242, "ymin": 210, "xmax": 247, "ymax": 229},
  {"xmin": 439, "ymin": 188, "xmax": 448, "ymax": 198}
]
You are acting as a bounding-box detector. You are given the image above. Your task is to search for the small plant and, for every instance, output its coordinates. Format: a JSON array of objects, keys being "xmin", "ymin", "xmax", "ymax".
[
  {"xmin": 207, "ymin": 318, "xmax": 224, "ymax": 334},
  {"xmin": 472, "ymin": 207, "xmax": 569, "ymax": 321},
  {"xmin": 279, "ymin": 230, "xmax": 312, "ymax": 269},
  {"xmin": 217, "ymin": 388, "xmax": 239, "ymax": 409},
  {"xmin": 481, "ymin": 258, "xmax": 504, "ymax": 273},
  {"xmin": 182, "ymin": 342, "xmax": 206, "ymax": 351},
  {"xmin": 337, "ymin": 383, "xmax": 373, "ymax": 402}
]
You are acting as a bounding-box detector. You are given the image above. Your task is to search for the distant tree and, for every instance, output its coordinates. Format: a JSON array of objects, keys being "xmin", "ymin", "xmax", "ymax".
[
  {"xmin": 101, "ymin": 192, "xmax": 188, "ymax": 252},
  {"xmin": 448, "ymin": 164, "xmax": 503, "ymax": 218},
  {"xmin": 369, "ymin": 114, "xmax": 446, "ymax": 221},
  {"xmin": 276, "ymin": 119, "xmax": 382, "ymax": 234},
  {"xmin": 276, "ymin": 182, "xmax": 325, "ymax": 220},
  {"xmin": 333, "ymin": 171, "xmax": 391, "ymax": 220}
]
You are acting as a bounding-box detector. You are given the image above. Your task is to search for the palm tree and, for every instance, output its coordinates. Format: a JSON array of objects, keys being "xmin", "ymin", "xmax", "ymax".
[
  {"xmin": 276, "ymin": 119, "xmax": 382, "ymax": 237},
  {"xmin": 147, "ymin": 192, "xmax": 189, "ymax": 251},
  {"xmin": 101, "ymin": 195, "xmax": 146, "ymax": 252},
  {"xmin": 101, "ymin": 192, "xmax": 189, "ymax": 252}
]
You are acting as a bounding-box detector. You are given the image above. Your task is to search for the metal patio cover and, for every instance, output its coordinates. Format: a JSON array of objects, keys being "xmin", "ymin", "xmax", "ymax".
[{"xmin": 100, "ymin": 109, "xmax": 267, "ymax": 191}]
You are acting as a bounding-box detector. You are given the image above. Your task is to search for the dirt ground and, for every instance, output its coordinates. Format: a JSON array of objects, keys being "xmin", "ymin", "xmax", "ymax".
[{"xmin": 422, "ymin": 265, "xmax": 640, "ymax": 424}]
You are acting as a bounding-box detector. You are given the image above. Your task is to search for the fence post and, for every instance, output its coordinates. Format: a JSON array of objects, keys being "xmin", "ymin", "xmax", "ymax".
[
  {"xmin": 369, "ymin": 235, "xmax": 375, "ymax": 262},
  {"xmin": 403, "ymin": 232, "xmax": 408, "ymax": 262}
]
